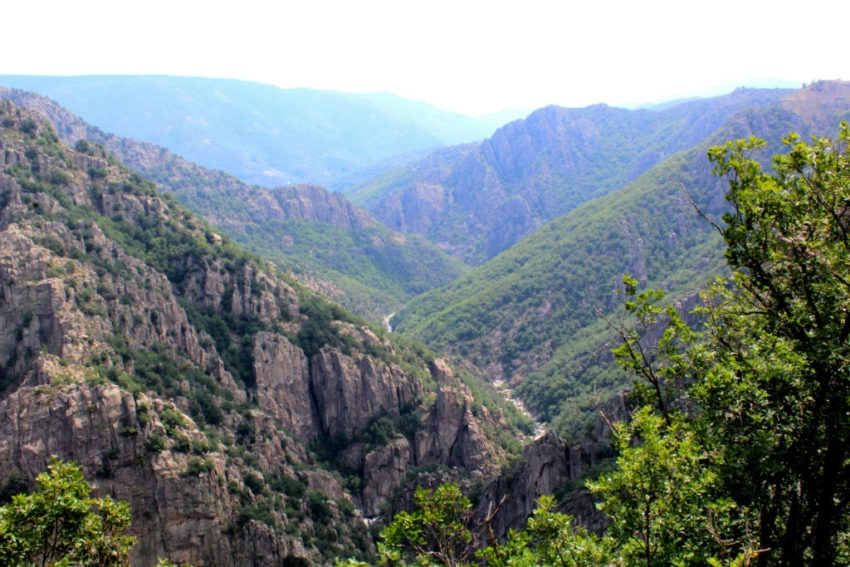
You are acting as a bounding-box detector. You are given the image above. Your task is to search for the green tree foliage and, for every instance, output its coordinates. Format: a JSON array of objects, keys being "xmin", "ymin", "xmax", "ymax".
[
  {"xmin": 598, "ymin": 123, "xmax": 850, "ymax": 565},
  {"xmin": 369, "ymin": 123, "xmax": 850, "ymax": 567},
  {"xmin": 608, "ymin": 274, "xmax": 697, "ymax": 422},
  {"xmin": 480, "ymin": 495, "xmax": 611, "ymax": 566},
  {"xmin": 588, "ymin": 408, "xmax": 742, "ymax": 566},
  {"xmin": 371, "ymin": 124, "xmax": 850, "ymax": 567},
  {"xmin": 378, "ymin": 483, "xmax": 475, "ymax": 567},
  {"xmin": 0, "ymin": 457, "xmax": 135, "ymax": 566},
  {"xmin": 693, "ymin": 123, "xmax": 850, "ymax": 564}
]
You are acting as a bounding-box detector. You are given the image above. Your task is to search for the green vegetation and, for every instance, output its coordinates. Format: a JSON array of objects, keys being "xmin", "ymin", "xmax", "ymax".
[
  {"xmin": 134, "ymin": 152, "xmax": 469, "ymax": 323},
  {"xmin": 0, "ymin": 103, "xmax": 535, "ymax": 563},
  {"xmin": 480, "ymin": 495, "xmax": 611, "ymax": 566},
  {"xmin": 378, "ymin": 483, "xmax": 474, "ymax": 566},
  {"xmin": 366, "ymin": 122, "xmax": 850, "ymax": 566},
  {"xmin": 394, "ymin": 89, "xmax": 850, "ymax": 442},
  {"xmin": 225, "ymin": 216, "xmax": 468, "ymax": 322},
  {"xmin": 1, "ymin": 81, "xmax": 479, "ymax": 322},
  {"xmin": 394, "ymin": 145, "xmax": 728, "ymax": 440},
  {"xmin": 589, "ymin": 408, "xmax": 741, "ymax": 565},
  {"xmin": 0, "ymin": 458, "xmax": 135, "ymax": 566},
  {"xmin": 691, "ymin": 125, "xmax": 850, "ymax": 563}
]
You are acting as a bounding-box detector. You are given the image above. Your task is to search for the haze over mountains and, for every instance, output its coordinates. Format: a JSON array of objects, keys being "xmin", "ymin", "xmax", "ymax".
[
  {"xmin": 0, "ymin": 86, "xmax": 469, "ymax": 322},
  {"xmin": 5, "ymin": 77, "xmax": 848, "ymax": 418},
  {"xmin": 0, "ymin": 75, "xmax": 517, "ymax": 189},
  {"xmin": 393, "ymin": 81, "xmax": 850, "ymax": 436}
]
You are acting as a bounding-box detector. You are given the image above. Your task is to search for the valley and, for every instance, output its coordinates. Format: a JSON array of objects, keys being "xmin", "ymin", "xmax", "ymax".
[{"xmin": 1, "ymin": 77, "xmax": 850, "ymax": 565}]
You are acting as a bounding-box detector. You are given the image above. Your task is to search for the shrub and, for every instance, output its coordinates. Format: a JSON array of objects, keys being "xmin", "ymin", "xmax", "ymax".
[
  {"xmin": 183, "ymin": 457, "xmax": 214, "ymax": 477},
  {"xmin": 145, "ymin": 431, "xmax": 166, "ymax": 453}
]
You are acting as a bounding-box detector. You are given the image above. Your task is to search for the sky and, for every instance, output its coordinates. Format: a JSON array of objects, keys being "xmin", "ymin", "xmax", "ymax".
[{"xmin": 5, "ymin": 0, "xmax": 848, "ymax": 116}]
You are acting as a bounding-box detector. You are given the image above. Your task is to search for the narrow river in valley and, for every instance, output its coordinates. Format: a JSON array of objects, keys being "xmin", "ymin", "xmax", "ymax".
[{"xmin": 493, "ymin": 379, "xmax": 546, "ymax": 439}]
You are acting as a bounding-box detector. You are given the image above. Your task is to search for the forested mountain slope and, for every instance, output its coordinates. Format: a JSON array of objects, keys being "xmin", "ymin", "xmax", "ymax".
[
  {"xmin": 0, "ymin": 102, "xmax": 528, "ymax": 565},
  {"xmin": 393, "ymin": 81, "xmax": 850, "ymax": 438},
  {"xmin": 0, "ymin": 75, "xmax": 499, "ymax": 189},
  {"xmin": 349, "ymin": 87, "xmax": 793, "ymax": 263},
  {"xmin": 0, "ymin": 87, "xmax": 467, "ymax": 322}
]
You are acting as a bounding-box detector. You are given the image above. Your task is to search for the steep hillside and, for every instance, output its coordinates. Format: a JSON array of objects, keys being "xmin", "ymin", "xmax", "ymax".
[
  {"xmin": 349, "ymin": 87, "xmax": 793, "ymax": 263},
  {"xmin": 393, "ymin": 81, "xmax": 850, "ymax": 439},
  {"xmin": 0, "ymin": 75, "xmax": 497, "ymax": 189},
  {"xmin": 0, "ymin": 87, "xmax": 467, "ymax": 322},
  {"xmin": 0, "ymin": 102, "xmax": 528, "ymax": 565}
]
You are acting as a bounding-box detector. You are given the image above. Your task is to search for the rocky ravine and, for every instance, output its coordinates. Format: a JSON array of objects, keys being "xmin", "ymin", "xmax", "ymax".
[{"xmin": 0, "ymin": 101, "xmax": 509, "ymax": 565}]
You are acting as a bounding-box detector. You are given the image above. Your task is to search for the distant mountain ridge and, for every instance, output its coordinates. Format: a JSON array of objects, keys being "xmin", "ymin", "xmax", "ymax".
[
  {"xmin": 349, "ymin": 87, "xmax": 795, "ymax": 263},
  {"xmin": 0, "ymin": 75, "xmax": 499, "ymax": 189}
]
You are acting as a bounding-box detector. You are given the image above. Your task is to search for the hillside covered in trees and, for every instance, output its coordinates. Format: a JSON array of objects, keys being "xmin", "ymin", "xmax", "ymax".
[
  {"xmin": 0, "ymin": 87, "xmax": 468, "ymax": 323},
  {"xmin": 393, "ymin": 81, "xmax": 850, "ymax": 439},
  {"xmin": 346, "ymin": 118, "xmax": 850, "ymax": 566}
]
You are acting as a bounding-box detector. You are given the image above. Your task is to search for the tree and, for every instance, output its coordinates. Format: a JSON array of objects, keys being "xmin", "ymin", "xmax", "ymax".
[
  {"xmin": 608, "ymin": 274, "xmax": 697, "ymax": 422},
  {"xmin": 0, "ymin": 457, "xmax": 135, "ymax": 566},
  {"xmin": 372, "ymin": 123, "xmax": 850, "ymax": 567},
  {"xmin": 480, "ymin": 495, "xmax": 611, "ymax": 567},
  {"xmin": 693, "ymin": 123, "xmax": 850, "ymax": 565},
  {"xmin": 588, "ymin": 408, "xmax": 747, "ymax": 567},
  {"xmin": 378, "ymin": 483, "xmax": 475, "ymax": 567}
]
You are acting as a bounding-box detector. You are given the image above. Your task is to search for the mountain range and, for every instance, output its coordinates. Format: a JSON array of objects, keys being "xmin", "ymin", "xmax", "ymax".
[
  {"xmin": 0, "ymin": 86, "xmax": 468, "ymax": 323},
  {"xmin": 392, "ymin": 80, "xmax": 850, "ymax": 437},
  {"xmin": 348, "ymin": 87, "xmax": 795, "ymax": 263},
  {"xmin": 7, "ymin": 77, "xmax": 850, "ymax": 442},
  {"xmin": 3, "ymin": 74, "xmax": 850, "ymax": 565},
  {"xmin": 0, "ymin": 75, "xmax": 513, "ymax": 189}
]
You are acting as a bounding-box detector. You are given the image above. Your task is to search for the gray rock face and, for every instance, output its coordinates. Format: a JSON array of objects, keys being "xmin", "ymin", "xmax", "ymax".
[
  {"xmin": 254, "ymin": 184, "xmax": 375, "ymax": 230},
  {"xmin": 475, "ymin": 394, "xmax": 630, "ymax": 541},
  {"xmin": 253, "ymin": 329, "xmax": 427, "ymax": 443},
  {"xmin": 484, "ymin": 196, "xmax": 539, "ymax": 258},
  {"xmin": 475, "ymin": 432, "xmax": 578, "ymax": 539},
  {"xmin": 416, "ymin": 383, "xmax": 488, "ymax": 470},
  {"xmin": 0, "ymin": 383, "xmax": 236, "ymax": 565},
  {"xmin": 309, "ymin": 348, "xmax": 421, "ymax": 439},
  {"xmin": 253, "ymin": 331, "xmax": 317, "ymax": 439},
  {"xmin": 360, "ymin": 437, "xmax": 412, "ymax": 517}
]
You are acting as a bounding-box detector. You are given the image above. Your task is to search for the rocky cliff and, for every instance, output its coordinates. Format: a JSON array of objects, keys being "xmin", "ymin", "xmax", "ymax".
[
  {"xmin": 474, "ymin": 392, "xmax": 630, "ymax": 540},
  {"xmin": 0, "ymin": 101, "xmax": 514, "ymax": 565}
]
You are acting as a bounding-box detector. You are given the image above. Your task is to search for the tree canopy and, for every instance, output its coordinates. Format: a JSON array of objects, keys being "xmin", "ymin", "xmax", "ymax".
[
  {"xmin": 0, "ymin": 458, "xmax": 135, "ymax": 567},
  {"xmin": 695, "ymin": 122, "xmax": 850, "ymax": 564},
  {"xmin": 378, "ymin": 483, "xmax": 475, "ymax": 567}
]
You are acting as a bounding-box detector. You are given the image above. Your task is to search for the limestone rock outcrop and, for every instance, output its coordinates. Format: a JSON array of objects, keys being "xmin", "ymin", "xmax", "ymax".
[
  {"xmin": 475, "ymin": 432, "xmax": 580, "ymax": 539},
  {"xmin": 309, "ymin": 348, "xmax": 421, "ymax": 439}
]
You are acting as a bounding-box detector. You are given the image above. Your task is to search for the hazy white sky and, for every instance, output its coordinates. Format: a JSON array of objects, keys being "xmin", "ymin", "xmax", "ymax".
[{"xmin": 6, "ymin": 0, "xmax": 847, "ymax": 115}]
